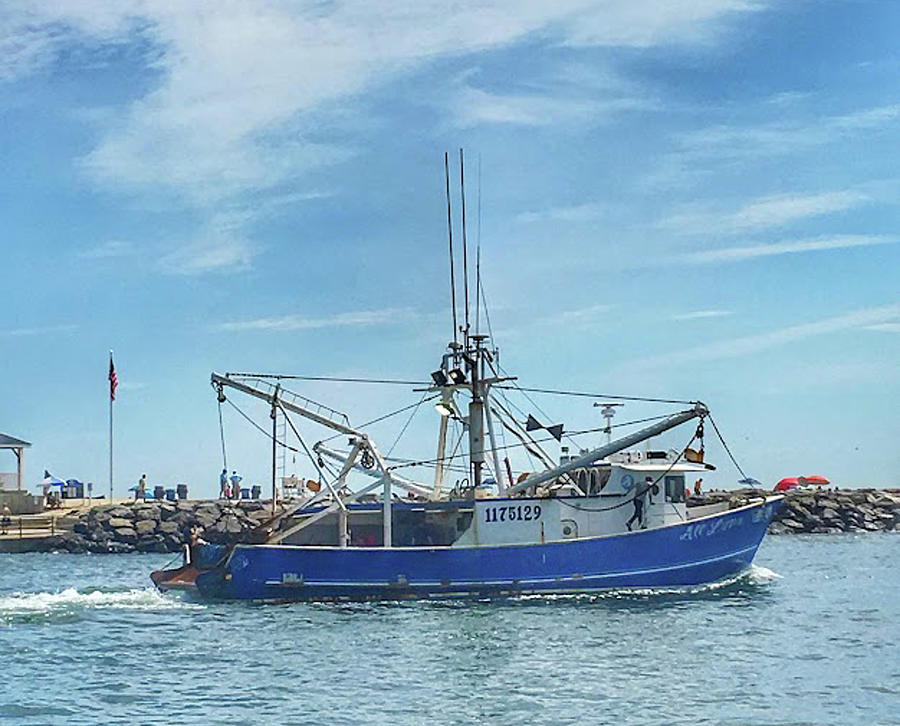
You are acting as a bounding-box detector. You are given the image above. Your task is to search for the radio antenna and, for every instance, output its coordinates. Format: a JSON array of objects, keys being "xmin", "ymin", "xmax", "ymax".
[
  {"xmin": 459, "ymin": 148, "xmax": 470, "ymax": 349},
  {"xmin": 475, "ymin": 152, "xmax": 482, "ymax": 337},
  {"xmin": 444, "ymin": 152, "xmax": 458, "ymax": 350}
]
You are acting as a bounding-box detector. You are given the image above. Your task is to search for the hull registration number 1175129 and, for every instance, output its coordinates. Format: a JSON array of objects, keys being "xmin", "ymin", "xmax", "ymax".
[{"xmin": 484, "ymin": 504, "xmax": 542, "ymax": 523}]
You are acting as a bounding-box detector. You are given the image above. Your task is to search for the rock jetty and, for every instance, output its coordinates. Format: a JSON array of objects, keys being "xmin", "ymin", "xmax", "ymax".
[
  {"xmin": 31, "ymin": 499, "xmax": 287, "ymax": 554},
  {"xmin": 693, "ymin": 488, "xmax": 900, "ymax": 534},
  {"xmin": 6, "ymin": 488, "xmax": 899, "ymax": 554}
]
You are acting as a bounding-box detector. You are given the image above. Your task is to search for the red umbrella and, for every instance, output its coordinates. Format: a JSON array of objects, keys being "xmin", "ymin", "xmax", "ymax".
[
  {"xmin": 774, "ymin": 477, "xmax": 801, "ymax": 492},
  {"xmin": 801, "ymin": 475, "xmax": 830, "ymax": 486}
]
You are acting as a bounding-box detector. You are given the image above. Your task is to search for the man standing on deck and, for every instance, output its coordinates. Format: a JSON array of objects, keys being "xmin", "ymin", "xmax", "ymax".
[
  {"xmin": 626, "ymin": 476, "xmax": 655, "ymax": 531},
  {"xmin": 219, "ymin": 469, "xmax": 228, "ymax": 499}
]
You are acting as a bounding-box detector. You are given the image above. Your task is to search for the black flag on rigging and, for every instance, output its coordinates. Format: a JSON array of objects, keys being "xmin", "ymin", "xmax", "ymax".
[{"xmin": 524, "ymin": 414, "xmax": 564, "ymax": 442}]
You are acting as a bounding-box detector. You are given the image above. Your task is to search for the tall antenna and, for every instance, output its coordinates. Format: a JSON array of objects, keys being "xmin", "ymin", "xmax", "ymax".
[
  {"xmin": 475, "ymin": 152, "xmax": 482, "ymax": 337},
  {"xmin": 444, "ymin": 152, "xmax": 458, "ymax": 350},
  {"xmin": 459, "ymin": 148, "xmax": 470, "ymax": 348}
]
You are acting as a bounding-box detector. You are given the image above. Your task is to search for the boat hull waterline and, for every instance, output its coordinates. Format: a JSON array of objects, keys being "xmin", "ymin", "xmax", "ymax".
[{"xmin": 186, "ymin": 497, "xmax": 783, "ymax": 601}]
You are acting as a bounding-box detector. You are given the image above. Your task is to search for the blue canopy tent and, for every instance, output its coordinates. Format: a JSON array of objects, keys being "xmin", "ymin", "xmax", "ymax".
[{"xmin": 42, "ymin": 471, "xmax": 84, "ymax": 498}]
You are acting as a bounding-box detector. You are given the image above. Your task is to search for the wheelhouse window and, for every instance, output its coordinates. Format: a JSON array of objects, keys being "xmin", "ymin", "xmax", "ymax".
[{"xmin": 664, "ymin": 475, "xmax": 685, "ymax": 503}]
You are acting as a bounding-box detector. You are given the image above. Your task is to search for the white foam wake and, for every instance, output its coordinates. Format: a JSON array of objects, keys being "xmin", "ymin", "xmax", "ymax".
[
  {"xmin": 744, "ymin": 564, "xmax": 782, "ymax": 584},
  {"xmin": 0, "ymin": 587, "xmax": 202, "ymax": 614}
]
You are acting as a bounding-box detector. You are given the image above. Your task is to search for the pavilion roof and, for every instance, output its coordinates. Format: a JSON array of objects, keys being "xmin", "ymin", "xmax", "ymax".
[{"xmin": 0, "ymin": 433, "xmax": 32, "ymax": 448}]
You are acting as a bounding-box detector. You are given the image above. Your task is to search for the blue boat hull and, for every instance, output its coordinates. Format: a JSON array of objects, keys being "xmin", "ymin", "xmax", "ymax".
[{"xmin": 196, "ymin": 497, "xmax": 783, "ymax": 601}]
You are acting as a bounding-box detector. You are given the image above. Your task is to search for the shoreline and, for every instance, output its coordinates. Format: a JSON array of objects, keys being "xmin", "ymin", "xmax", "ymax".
[{"xmin": 1, "ymin": 488, "xmax": 898, "ymax": 554}]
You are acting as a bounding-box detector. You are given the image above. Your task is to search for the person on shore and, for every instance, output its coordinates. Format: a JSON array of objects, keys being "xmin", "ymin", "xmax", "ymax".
[
  {"xmin": 229, "ymin": 470, "xmax": 242, "ymax": 500},
  {"xmin": 136, "ymin": 474, "xmax": 147, "ymax": 500},
  {"xmin": 219, "ymin": 469, "xmax": 228, "ymax": 499},
  {"xmin": 694, "ymin": 478, "xmax": 703, "ymax": 497},
  {"xmin": 1, "ymin": 504, "xmax": 11, "ymax": 535},
  {"xmin": 626, "ymin": 476, "xmax": 655, "ymax": 531}
]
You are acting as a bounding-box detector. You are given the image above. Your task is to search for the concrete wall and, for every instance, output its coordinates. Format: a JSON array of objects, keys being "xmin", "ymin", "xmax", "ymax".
[{"xmin": 0, "ymin": 490, "xmax": 44, "ymax": 514}]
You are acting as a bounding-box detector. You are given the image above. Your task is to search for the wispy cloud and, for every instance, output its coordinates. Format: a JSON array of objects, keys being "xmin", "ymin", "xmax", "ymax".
[
  {"xmin": 680, "ymin": 234, "xmax": 896, "ymax": 265},
  {"xmin": 216, "ymin": 308, "xmax": 418, "ymax": 332},
  {"xmin": 635, "ymin": 304, "xmax": 900, "ymax": 368},
  {"xmin": 659, "ymin": 190, "xmax": 869, "ymax": 236},
  {"xmin": 864, "ymin": 322, "xmax": 900, "ymax": 333},
  {"xmin": 671, "ymin": 310, "xmax": 732, "ymax": 321},
  {"xmin": 77, "ymin": 240, "xmax": 135, "ymax": 259},
  {"xmin": 158, "ymin": 211, "xmax": 259, "ymax": 275},
  {"xmin": 516, "ymin": 202, "xmax": 611, "ymax": 224},
  {"xmin": 677, "ymin": 103, "xmax": 900, "ymax": 160},
  {"xmin": 2, "ymin": 2, "xmax": 763, "ymax": 201},
  {"xmin": 0, "ymin": 324, "xmax": 79, "ymax": 337}
]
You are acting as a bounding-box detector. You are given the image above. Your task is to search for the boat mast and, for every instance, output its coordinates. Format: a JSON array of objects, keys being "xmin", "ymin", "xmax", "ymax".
[{"xmin": 468, "ymin": 336, "xmax": 486, "ymax": 490}]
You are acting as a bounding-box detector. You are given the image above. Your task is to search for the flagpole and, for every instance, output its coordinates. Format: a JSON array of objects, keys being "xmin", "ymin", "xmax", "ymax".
[{"xmin": 109, "ymin": 350, "xmax": 114, "ymax": 502}]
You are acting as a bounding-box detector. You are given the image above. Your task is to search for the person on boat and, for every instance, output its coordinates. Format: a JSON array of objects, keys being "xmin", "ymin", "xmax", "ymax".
[
  {"xmin": 1, "ymin": 503, "xmax": 11, "ymax": 535},
  {"xmin": 694, "ymin": 477, "xmax": 703, "ymax": 497},
  {"xmin": 219, "ymin": 469, "xmax": 228, "ymax": 499},
  {"xmin": 229, "ymin": 471, "xmax": 242, "ymax": 500},
  {"xmin": 626, "ymin": 476, "xmax": 655, "ymax": 531}
]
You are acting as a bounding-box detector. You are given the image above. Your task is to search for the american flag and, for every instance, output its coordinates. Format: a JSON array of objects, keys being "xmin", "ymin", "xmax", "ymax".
[{"xmin": 109, "ymin": 354, "xmax": 118, "ymax": 401}]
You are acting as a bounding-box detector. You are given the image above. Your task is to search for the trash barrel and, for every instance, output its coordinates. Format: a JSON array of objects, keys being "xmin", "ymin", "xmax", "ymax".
[
  {"xmin": 240, "ymin": 487, "xmax": 250, "ymax": 499},
  {"xmin": 251, "ymin": 485, "xmax": 261, "ymax": 500},
  {"xmin": 154, "ymin": 485, "xmax": 165, "ymax": 500},
  {"xmin": 165, "ymin": 488, "xmax": 176, "ymax": 501},
  {"xmin": 176, "ymin": 484, "xmax": 188, "ymax": 500}
]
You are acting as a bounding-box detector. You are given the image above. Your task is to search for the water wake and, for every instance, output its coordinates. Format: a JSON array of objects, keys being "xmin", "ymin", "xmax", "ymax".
[{"xmin": 0, "ymin": 587, "xmax": 202, "ymax": 616}]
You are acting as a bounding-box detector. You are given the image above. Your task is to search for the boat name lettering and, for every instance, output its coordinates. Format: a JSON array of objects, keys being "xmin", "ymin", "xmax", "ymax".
[
  {"xmin": 484, "ymin": 504, "xmax": 542, "ymax": 523},
  {"xmin": 679, "ymin": 516, "xmax": 743, "ymax": 541}
]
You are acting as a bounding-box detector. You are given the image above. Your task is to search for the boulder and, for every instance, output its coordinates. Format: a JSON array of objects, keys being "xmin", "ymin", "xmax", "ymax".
[
  {"xmin": 194, "ymin": 513, "xmax": 218, "ymax": 530},
  {"xmin": 58, "ymin": 532, "xmax": 89, "ymax": 553},
  {"xmin": 113, "ymin": 527, "xmax": 138, "ymax": 544},
  {"xmin": 136, "ymin": 534, "xmax": 168, "ymax": 553},
  {"xmin": 159, "ymin": 503, "xmax": 177, "ymax": 521},
  {"xmin": 135, "ymin": 520, "xmax": 158, "ymax": 536},
  {"xmin": 134, "ymin": 508, "xmax": 159, "ymax": 522},
  {"xmin": 163, "ymin": 533, "xmax": 185, "ymax": 552},
  {"xmin": 195, "ymin": 504, "xmax": 221, "ymax": 520},
  {"xmin": 107, "ymin": 507, "xmax": 133, "ymax": 519},
  {"xmin": 170, "ymin": 510, "xmax": 195, "ymax": 529},
  {"xmin": 239, "ymin": 501, "xmax": 265, "ymax": 512},
  {"xmin": 158, "ymin": 520, "xmax": 180, "ymax": 535},
  {"xmin": 781, "ymin": 518, "xmax": 806, "ymax": 531}
]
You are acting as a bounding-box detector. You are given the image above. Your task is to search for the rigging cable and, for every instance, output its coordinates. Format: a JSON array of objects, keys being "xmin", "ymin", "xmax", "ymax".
[
  {"xmin": 493, "ymin": 385, "xmax": 693, "ymax": 406},
  {"xmin": 319, "ymin": 395, "xmax": 439, "ymax": 444},
  {"xmin": 224, "ymin": 398, "xmax": 300, "ymax": 454},
  {"xmin": 707, "ymin": 414, "xmax": 749, "ymax": 481},
  {"xmin": 216, "ymin": 398, "xmax": 228, "ymax": 470},
  {"xmin": 386, "ymin": 390, "xmax": 430, "ymax": 458}
]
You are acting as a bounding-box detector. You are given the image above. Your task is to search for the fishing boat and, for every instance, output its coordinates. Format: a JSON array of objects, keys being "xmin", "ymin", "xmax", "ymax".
[{"xmin": 152, "ymin": 153, "xmax": 783, "ymax": 601}]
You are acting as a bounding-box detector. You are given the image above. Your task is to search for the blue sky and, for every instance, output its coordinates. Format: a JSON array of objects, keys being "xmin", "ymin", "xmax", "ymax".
[{"xmin": 1, "ymin": 0, "xmax": 898, "ymax": 497}]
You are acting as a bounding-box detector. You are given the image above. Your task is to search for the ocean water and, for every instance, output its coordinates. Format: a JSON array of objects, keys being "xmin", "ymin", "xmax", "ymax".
[{"xmin": 1, "ymin": 535, "xmax": 897, "ymax": 726}]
